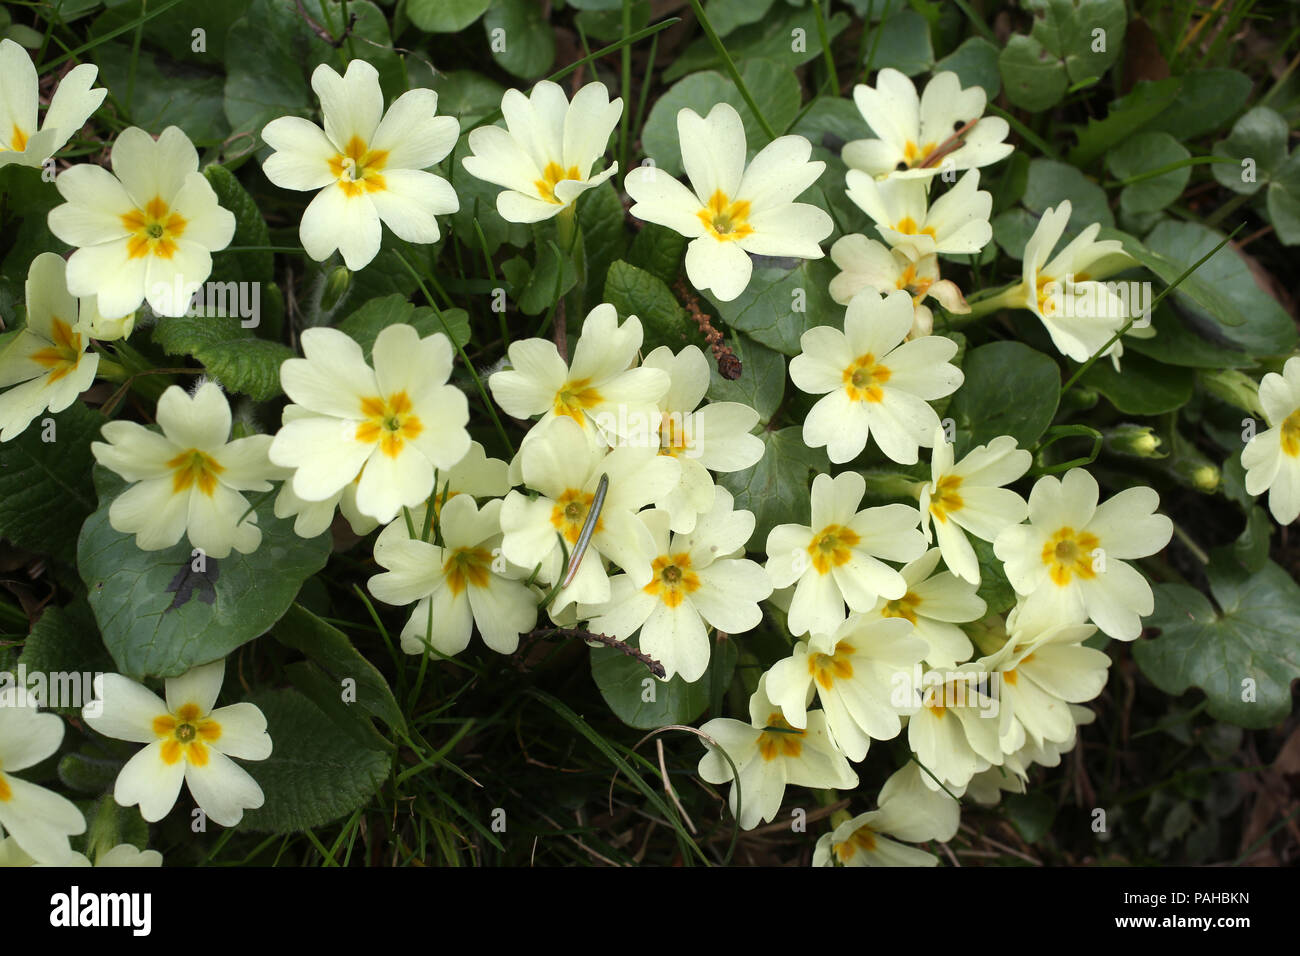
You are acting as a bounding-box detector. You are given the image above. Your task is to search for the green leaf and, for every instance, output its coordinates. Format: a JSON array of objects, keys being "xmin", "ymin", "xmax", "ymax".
[
  {"xmin": 934, "ymin": 36, "xmax": 1001, "ymax": 98},
  {"xmin": 1212, "ymin": 106, "xmax": 1289, "ymax": 196},
  {"xmin": 789, "ymin": 97, "xmax": 871, "ymax": 147},
  {"xmin": 591, "ymin": 635, "xmax": 737, "ymax": 730},
  {"xmin": 0, "ymin": 401, "xmax": 100, "ymax": 564},
  {"xmin": 702, "ymin": 258, "xmax": 839, "ymax": 356},
  {"xmin": 428, "ymin": 70, "xmax": 506, "ymax": 129},
  {"xmin": 1003, "ymin": 791, "xmax": 1056, "ymax": 843},
  {"xmin": 1069, "ymin": 77, "xmax": 1181, "ymax": 168},
  {"xmin": 628, "ymin": 224, "xmax": 686, "ymax": 286},
  {"xmin": 998, "ymin": 34, "xmax": 1067, "ymax": 113},
  {"xmin": 948, "ymin": 341, "xmax": 1061, "ymax": 452},
  {"xmin": 1267, "ymin": 151, "xmax": 1300, "ymax": 246},
  {"xmin": 238, "ymin": 689, "xmax": 389, "ymax": 833},
  {"xmin": 578, "ymin": 181, "xmax": 628, "ymax": 304},
  {"xmin": 513, "ymin": 239, "xmax": 577, "ymax": 315},
  {"xmin": 972, "ymin": 537, "xmax": 1015, "ymax": 615},
  {"xmin": 1146, "ymin": 69, "xmax": 1251, "ymax": 140},
  {"xmin": 1124, "ymin": 306, "xmax": 1255, "ymax": 369},
  {"xmin": 204, "ymin": 165, "xmax": 272, "ymax": 285},
  {"xmin": 871, "ymin": 8, "xmax": 934, "ymax": 76},
  {"xmin": 604, "ymin": 260, "xmax": 693, "ymax": 352},
  {"xmin": 1134, "ymin": 558, "xmax": 1300, "ymax": 728},
  {"xmin": 1022, "ymin": 159, "xmax": 1114, "ymax": 229},
  {"xmin": 92, "ymin": 43, "xmax": 227, "ymax": 143},
  {"xmin": 337, "ymin": 294, "xmax": 471, "ymax": 358},
  {"xmin": 483, "ymin": 0, "xmax": 555, "ymax": 79},
  {"xmin": 1141, "ymin": 221, "xmax": 1297, "ymax": 356},
  {"xmin": 152, "ymin": 315, "xmax": 293, "ymax": 400},
  {"xmin": 665, "ymin": 4, "xmax": 850, "ymax": 81},
  {"xmin": 272, "ymin": 603, "xmax": 405, "ymax": 743},
  {"xmin": 719, "ymin": 427, "xmax": 828, "ymax": 547},
  {"xmin": 1079, "ymin": 352, "xmax": 1193, "ymax": 415},
  {"xmin": 1106, "ymin": 131, "xmax": 1191, "ymax": 216},
  {"xmin": 18, "ymin": 600, "xmax": 113, "ymax": 716},
  {"xmin": 78, "ymin": 473, "xmax": 331, "ymax": 679},
  {"xmin": 641, "ymin": 61, "xmax": 801, "ymax": 176},
  {"xmin": 703, "ymin": 0, "xmax": 776, "ymax": 37},
  {"xmin": 408, "ymin": 0, "xmax": 491, "ymax": 32},
  {"xmin": 707, "ymin": 333, "xmax": 785, "ymax": 423},
  {"xmin": 448, "ymin": 138, "xmax": 532, "ymax": 257}
]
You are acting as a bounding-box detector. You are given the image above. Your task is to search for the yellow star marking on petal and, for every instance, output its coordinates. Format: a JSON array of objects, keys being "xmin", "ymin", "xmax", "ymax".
[
  {"xmin": 444, "ymin": 547, "xmax": 493, "ymax": 595},
  {"xmin": 928, "ymin": 474, "xmax": 963, "ymax": 523},
  {"xmin": 880, "ymin": 592, "xmax": 921, "ymax": 625},
  {"xmin": 642, "ymin": 552, "xmax": 701, "ymax": 608},
  {"xmin": 167, "ymin": 448, "xmax": 225, "ymax": 497},
  {"xmin": 1281, "ymin": 409, "xmax": 1300, "ymax": 457},
  {"xmin": 550, "ymin": 488, "xmax": 602, "ymax": 545},
  {"xmin": 355, "ymin": 391, "xmax": 423, "ymax": 458},
  {"xmin": 1041, "ymin": 527, "xmax": 1102, "ymax": 586},
  {"xmin": 807, "ymin": 524, "xmax": 861, "ymax": 575},
  {"xmin": 28, "ymin": 317, "xmax": 84, "ymax": 383},
  {"xmin": 121, "ymin": 196, "xmax": 188, "ymax": 260},
  {"xmin": 658, "ymin": 412, "xmax": 693, "ymax": 458},
  {"xmin": 834, "ymin": 823, "xmax": 877, "ymax": 862},
  {"xmin": 9, "ymin": 124, "xmax": 28, "ymax": 153},
  {"xmin": 329, "ymin": 135, "xmax": 389, "ymax": 197},
  {"xmin": 894, "ymin": 216, "xmax": 937, "ymax": 239},
  {"xmin": 534, "ymin": 161, "xmax": 581, "ymax": 204},
  {"xmin": 842, "ymin": 353, "xmax": 891, "ymax": 403},
  {"xmin": 757, "ymin": 712, "xmax": 804, "ymax": 761},
  {"xmin": 808, "ymin": 641, "xmax": 855, "ymax": 690},
  {"xmin": 896, "ymin": 262, "xmax": 934, "ymax": 305},
  {"xmin": 902, "ymin": 140, "xmax": 937, "ymax": 167},
  {"xmin": 696, "ymin": 189, "xmax": 754, "ymax": 242},
  {"xmin": 553, "ymin": 377, "xmax": 603, "ymax": 420},
  {"xmin": 1035, "ymin": 273, "xmax": 1062, "ymax": 316},
  {"xmin": 153, "ymin": 702, "xmax": 222, "ymax": 767},
  {"xmin": 0, "ymin": 769, "xmax": 10, "ymax": 802}
]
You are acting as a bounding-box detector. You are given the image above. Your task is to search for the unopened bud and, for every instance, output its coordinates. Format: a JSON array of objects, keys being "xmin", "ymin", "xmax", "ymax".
[
  {"xmin": 320, "ymin": 265, "xmax": 351, "ymax": 313},
  {"xmin": 1103, "ymin": 424, "xmax": 1164, "ymax": 459}
]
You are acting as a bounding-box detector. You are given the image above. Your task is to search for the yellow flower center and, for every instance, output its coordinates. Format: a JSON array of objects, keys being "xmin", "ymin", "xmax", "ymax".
[
  {"xmin": 553, "ymin": 377, "xmax": 603, "ymax": 419},
  {"xmin": 153, "ymin": 702, "xmax": 222, "ymax": 767},
  {"xmin": 643, "ymin": 552, "xmax": 700, "ymax": 608},
  {"xmin": 834, "ymin": 823, "xmax": 877, "ymax": 862},
  {"xmin": 121, "ymin": 195, "xmax": 187, "ymax": 260},
  {"xmin": 808, "ymin": 641, "xmax": 855, "ymax": 690},
  {"xmin": 658, "ymin": 412, "xmax": 692, "ymax": 457},
  {"xmin": 535, "ymin": 161, "xmax": 581, "ymax": 204},
  {"xmin": 167, "ymin": 448, "xmax": 225, "ymax": 497},
  {"xmin": 902, "ymin": 140, "xmax": 937, "ymax": 167},
  {"xmin": 1281, "ymin": 409, "xmax": 1300, "ymax": 457},
  {"xmin": 928, "ymin": 474, "xmax": 963, "ymax": 523},
  {"xmin": 894, "ymin": 215, "xmax": 937, "ymax": 239},
  {"xmin": 444, "ymin": 547, "xmax": 493, "ymax": 595},
  {"xmin": 29, "ymin": 317, "xmax": 84, "ymax": 383},
  {"xmin": 356, "ymin": 391, "xmax": 423, "ymax": 458},
  {"xmin": 329, "ymin": 135, "xmax": 389, "ymax": 197},
  {"xmin": 1041, "ymin": 527, "xmax": 1101, "ymax": 586},
  {"xmin": 896, "ymin": 263, "xmax": 934, "ymax": 304},
  {"xmin": 550, "ymin": 488, "xmax": 601, "ymax": 545},
  {"xmin": 757, "ymin": 712, "xmax": 804, "ymax": 761},
  {"xmin": 1035, "ymin": 273, "xmax": 1062, "ymax": 316},
  {"xmin": 697, "ymin": 189, "xmax": 754, "ymax": 242},
  {"xmin": 880, "ymin": 591, "xmax": 921, "ymax": 625},
  {"xmin": 842, "ymin": 353, "xmax": 891, "ymax": 403},
  {"xmin": 807, "ymin": 524, "xmax": 860, "ymax": 575}
]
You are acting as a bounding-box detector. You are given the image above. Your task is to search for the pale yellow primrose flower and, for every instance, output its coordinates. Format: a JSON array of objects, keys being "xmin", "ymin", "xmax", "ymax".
[
  {"xmin": 0, "ymin": 687, "xmax": 86, "ymax": 864},
  {"xmin": 92, "ymin": 382, "xmax": 276, "ymax": 558},
  {"xmin": 624, "ymin": 102, "xmax": 832, "ymax": 302},
  {"xmin": 790, "ymin": 289, "xmax": 962, "ymax": 465},
  {"xmin": 462, "ymin": 80, "xmax": 623, "ymax": 223},
  {"xmin": 765, "ymin": 615, "xmax": 927, "ymax": 762},
  {"xmin": 828, "ymin": 234, "xmax": 969, "ymax": 339},
  {"xmin": 83, "ymin": 660, "xmax": 270, "ymax": 827},
  {"xmin": 993, "ymin": 467, "xmax": 1172, "ymax": 641},
  {"xmin": 580, "ymin": 488, "xmax": 772, "ymax": 683},
  {"xmin": 269, "ymin": 324, "xmax": 471, "ymax": 525},
  {"xmin": 697, "ymin": 675, "xmax": 857, "ymax": 831},
  {"xmin": 845, "ymin": 168, "xmax": 993, "ymax": 257},
  {"xmin": 765, "ymin": 471, "xmax": 926, "ymax": 638},
  {"xmin": 47, "ymin": 125, "xmax": 235, "ymax": 319},
  {"xmin": 843, "ymin": 68, "xmax": 1012, "ymax": 181},
  {"xmin": 0, "ymin": 37, "xmax": 105, "ymax": 169},
  {"xmin": 369, "ymin": 494, "xmax": 538, "ymax": 657},
  {"xmin": 261, "ymin": 59, "xmax": 460, "ymax": 271},
  {"xmin": 0, "ymin": 253, "xmax": 100, "ymax": 441},
  {"xmin": 641, "ymin": 344, "xmax": 763, "ymax": 534},
  {"xmin": 1242, "ymin": 356, "xmax": 1300, "ymax": 524},
  {"xmin": 860, "ymin": 548, "xmax": 987, "ymax": 669},
  {"xmin": 919, "ymin": 426, "xmax": 1032, "ymax": 586}
]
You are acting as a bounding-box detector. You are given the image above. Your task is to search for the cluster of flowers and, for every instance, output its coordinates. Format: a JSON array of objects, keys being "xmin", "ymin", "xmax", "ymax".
[{"xmin": 0, "ymin": 37, "xmax": 1294, "ymax": 865}]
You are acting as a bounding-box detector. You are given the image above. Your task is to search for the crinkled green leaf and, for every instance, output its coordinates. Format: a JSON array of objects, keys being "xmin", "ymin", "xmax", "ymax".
[
  {"xmin": 1212, "ymin": 106, "xmax": 1289, "ymax": 196},
  {"xmin": 337, "ymin": 293, "xmax": 471, "ymax": 358},
  {"xmin": 604, "ymin": 260, "xmax": 693, "ymax": 352},
  {"xmin": 591, "ymin": 634, "xmax": 737, "ymax": 730},
  {"xmin": 702, "ymin": 257, "xmax": 839, "ymax": 356},
  {"xmin": 707, "ymin": 333, "xmax": 784, "ymax": 424},
  {"xmin": 948, "ymin": 341, "xmax": 1060, "ymax": 452},
  {"xmin": 719, "ymin": 427, "xmax": 828, "ymax": 547}
]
